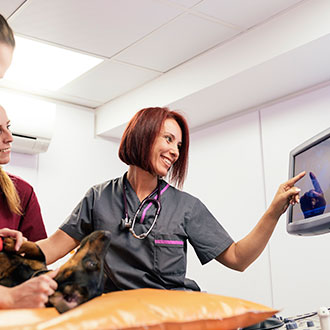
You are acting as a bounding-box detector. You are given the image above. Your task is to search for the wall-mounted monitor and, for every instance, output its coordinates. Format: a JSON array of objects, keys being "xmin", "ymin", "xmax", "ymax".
[{"xmin": 287, "ymin": 127, "xmax": 330, "ymax": 236}]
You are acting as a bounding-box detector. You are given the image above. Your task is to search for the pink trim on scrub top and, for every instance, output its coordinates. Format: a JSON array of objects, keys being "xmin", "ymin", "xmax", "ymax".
[
  {"xmin": 154, "ymin": 239, "xmax": 184, "ymax": 245},
  {"xmin": 140, "ymin": 184, "xmax": 170, "ymax": 223}
]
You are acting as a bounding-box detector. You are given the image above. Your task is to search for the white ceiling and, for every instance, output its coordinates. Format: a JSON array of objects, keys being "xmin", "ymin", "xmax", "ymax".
[{"xmin": 1, "ymin": 0, "xmax": 330, "ymax": 140}]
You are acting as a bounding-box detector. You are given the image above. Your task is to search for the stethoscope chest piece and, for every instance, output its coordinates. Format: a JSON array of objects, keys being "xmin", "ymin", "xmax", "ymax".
[{"xmin": 120, "ymin": 217, "xmax": 132, "ymax": 230}]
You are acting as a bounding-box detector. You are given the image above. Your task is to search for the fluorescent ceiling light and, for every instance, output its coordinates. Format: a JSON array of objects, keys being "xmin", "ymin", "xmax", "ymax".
[{"xmin": 4, "ymin": 36, "xmax": 103, "ymax": 91}]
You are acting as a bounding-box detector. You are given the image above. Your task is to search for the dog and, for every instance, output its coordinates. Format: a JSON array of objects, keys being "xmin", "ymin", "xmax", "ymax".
[
  {"xmin": 0, "ymin": 236, "xmax": 47, "ymax": 287},
  {"xmin": 48, "ymin": 230, "xmax": 112, "ymax": 313},
  {"xmin": 0, "ymin": 230, "xmax": 111, "ymax": 313}
]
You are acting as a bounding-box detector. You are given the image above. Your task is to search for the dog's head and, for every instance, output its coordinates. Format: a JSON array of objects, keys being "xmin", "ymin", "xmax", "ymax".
[
  {"xmin": 48, "ymin": 230, "xmax": 111, "ymax": 313},
  {"xmin": 0, "ymin": 237, "xmax": 47, "ymax": 287}
]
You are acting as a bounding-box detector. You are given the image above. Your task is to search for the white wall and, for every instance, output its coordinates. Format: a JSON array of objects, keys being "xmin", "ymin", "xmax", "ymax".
[
  {"xmin": 184, "ymin": 111, "xmax": 273, "ymax": 308},
  {"xmin": 261, "ymin": 86, "xmax": 330, "ymax": 317},
  {"xmin": 184, "ymin": 85, "xmax": 330, "ymax": 317},
  {"xmin": 5, "ymin": 101, "xmax": 126, "ymax": 245}
]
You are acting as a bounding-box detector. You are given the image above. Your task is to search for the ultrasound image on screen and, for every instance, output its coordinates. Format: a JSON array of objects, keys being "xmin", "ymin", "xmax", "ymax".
[{"xmin": 292, "ymin": 137, "xmax": 330, "ymax": 222}]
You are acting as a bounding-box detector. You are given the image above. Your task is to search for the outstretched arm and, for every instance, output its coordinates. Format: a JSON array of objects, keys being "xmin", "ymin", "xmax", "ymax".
[
  {"xmin": 216, "ymin": 171, "xmax": 305, "ymax": 271},
  {"xmin": 37, "ymin": 229, "xmax": 80, "ymax": 265}
]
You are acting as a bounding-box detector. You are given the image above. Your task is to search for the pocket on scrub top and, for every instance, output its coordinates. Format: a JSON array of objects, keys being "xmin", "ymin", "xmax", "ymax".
[{"xmin": 154, "ymin": 234, "xmax": 186, "ymax": 275}]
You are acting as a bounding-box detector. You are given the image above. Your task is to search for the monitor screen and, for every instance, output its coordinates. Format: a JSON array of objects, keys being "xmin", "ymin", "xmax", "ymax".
[{"xmin": 287, "ymin": 127, "xmax": 330, "ymax": 235}]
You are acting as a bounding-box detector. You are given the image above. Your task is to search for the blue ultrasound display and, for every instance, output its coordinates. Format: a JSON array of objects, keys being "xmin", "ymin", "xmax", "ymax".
[{"xmin": 292, "ymin": 137, "xmax": 330, "ymax": 222}]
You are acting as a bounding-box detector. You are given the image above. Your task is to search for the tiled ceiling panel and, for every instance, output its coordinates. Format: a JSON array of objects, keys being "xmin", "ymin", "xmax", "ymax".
[
  {"xmin": 195, "ymin": 0, "xmax": 304, "ymax": 28},
  {"xmin": 59, "ymin": 60, "xmax": 161, "ymax": 103},
  {"xmin": 0, "ymin": 0, "xmax": 25, "ymax": 18},
  {"xmin": 0, "ymin": 0, "xmax": 315, "ymax": 127},
  {"xmin": 116, "ymin": 13, "xmax": 239, "ymax": 72},
  {"xmin": 165, "ymin": 0, "xmax": 203, "ymax": 8},
  {"xmin": 9, "ymin": 0, "xmax": 184, "ymax": 57}
]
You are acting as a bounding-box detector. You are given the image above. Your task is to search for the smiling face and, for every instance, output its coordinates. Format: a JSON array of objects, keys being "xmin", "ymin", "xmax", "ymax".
[
  {"xmin": 150, "ymin": 118, "xmax": 182, "ymax": 177},
  {"xmin": 0, "ymin": 106, "xmax": 13, "ymax": 165},
  {"xmin": 0, "ymin": 42, "xmax": 13, "ymax": 79},
  {"xmin": 0, "ymin": 41, "xmax": 14, "ymax": 165}
]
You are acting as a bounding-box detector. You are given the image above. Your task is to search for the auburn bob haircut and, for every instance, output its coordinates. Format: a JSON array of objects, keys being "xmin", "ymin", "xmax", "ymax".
[{"xmin": 119, "ymin": 107, "xmax": 189, "ymax": 188}]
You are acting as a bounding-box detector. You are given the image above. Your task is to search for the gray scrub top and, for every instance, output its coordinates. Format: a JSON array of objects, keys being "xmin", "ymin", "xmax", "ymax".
[{"xmin": 60, "ymin": 173, "xmax": 234, "ymax": 292}]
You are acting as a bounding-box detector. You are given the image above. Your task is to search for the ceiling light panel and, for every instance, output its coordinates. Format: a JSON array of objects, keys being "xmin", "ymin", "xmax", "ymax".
[{"xmin": 3, "ymin": 36, "xmax": 103, "ymax": 91}]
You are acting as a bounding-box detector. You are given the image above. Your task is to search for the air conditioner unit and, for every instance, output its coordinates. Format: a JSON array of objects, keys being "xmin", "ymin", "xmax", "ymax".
[
  {"xmin": 11, "ymin": 133, "xmax": 52, "ymax": 154},
  {"xmin": 0, "ymin": 90, "xmax": 56, "ymax": 154}
]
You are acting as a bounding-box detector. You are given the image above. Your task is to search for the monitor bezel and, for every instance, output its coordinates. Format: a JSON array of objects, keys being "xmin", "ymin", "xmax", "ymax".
[{"xmin": 287, "ymin": 127, "xmax": 330, "ymax": 236}]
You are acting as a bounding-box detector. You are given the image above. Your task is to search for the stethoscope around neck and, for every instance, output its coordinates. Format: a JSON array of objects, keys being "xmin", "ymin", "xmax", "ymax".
[{"xmin": 120, "ymin": 174, "xmax": 162, "ymax": 240}]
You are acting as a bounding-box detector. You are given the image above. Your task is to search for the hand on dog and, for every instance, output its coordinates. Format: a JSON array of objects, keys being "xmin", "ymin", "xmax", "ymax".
[
  {"xmin": 268, "ymin": 171, "xmax": 305, "ymax": 218},
  {"xmin": 0, "ymin": 269, "xmax": 59, "ymax": 309},
  {"xmin": 0, "ymin": 228, "xmax": 27, "ymax": 251}
]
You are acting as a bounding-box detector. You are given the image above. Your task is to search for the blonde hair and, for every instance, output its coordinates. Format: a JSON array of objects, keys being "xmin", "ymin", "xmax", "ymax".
[
  {"xmin": 0, "ymin": 14, "xmax": 15, "ymax": 47},
  {"xmin": 0, "ymin": 16, "xmax": 19, "ymax": 215},
  {"xmin": 0, "ymin": 167, "xmax": 22, "ymax": 215}
]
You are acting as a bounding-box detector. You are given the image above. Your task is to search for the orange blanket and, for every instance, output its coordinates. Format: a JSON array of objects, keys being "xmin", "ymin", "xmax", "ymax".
[{"xmin": 0, "ymin": 288, "xmax": 277, "ymax": 330}]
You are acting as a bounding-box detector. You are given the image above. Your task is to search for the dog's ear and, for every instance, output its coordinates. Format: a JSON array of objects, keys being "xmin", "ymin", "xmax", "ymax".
[
  {"xmin": 23, "ymin": 244, "xmax": 46, "ymax": 262},
  {"xmin": 2, "ymin": 238, "xmax": 46, "ymax": 262},
  {"xmin": 2, "ymin": 237, "xmax": 17, "ymax": 252}
]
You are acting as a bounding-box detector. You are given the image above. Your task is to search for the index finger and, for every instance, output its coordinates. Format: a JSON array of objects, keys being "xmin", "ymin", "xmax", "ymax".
[
  {"xmin": 287, "ymin": 171, "xmax": 306, "ymax": 186},
  {"xmin": 0, "ymin": 228, "xmax": 25, "ymax": 251},
  {"xmin": 309, "ymin": 171, "xmax": 323, "ymax": 193},
  {"xmin": 44, "ymin": 269, "xmax": 59, "ymax": 290},
  {"xmin": 0, "ymin": 228, "xmax": 21, "ymax": 238},
  {"xmin": 14, "ymin": 233, "xmax": 26, "ymax": 251},
  {"xmin": 46, "ymin": 268, "xmax": 60, "ymax": 279}
]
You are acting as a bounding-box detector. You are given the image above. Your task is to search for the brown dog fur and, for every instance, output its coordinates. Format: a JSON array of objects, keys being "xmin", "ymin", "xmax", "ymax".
[{"xmin": 0, "ymin": 230, "xmax": 111, "ymax": 313}]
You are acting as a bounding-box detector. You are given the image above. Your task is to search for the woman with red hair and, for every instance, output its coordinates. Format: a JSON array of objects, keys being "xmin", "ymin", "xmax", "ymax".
[{"xmin": 38, "ymin": 106, "xmax": 304, "ymax": 293}]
